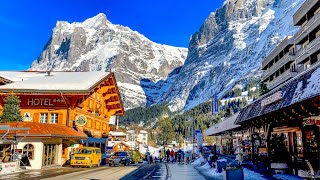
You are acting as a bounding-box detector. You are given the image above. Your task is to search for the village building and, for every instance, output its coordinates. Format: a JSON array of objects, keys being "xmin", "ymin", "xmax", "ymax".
[
  {"xmin": 0, "ymin": 71, "xmax": 124, "ymax": 169},
  {"xmin": 206, "ymin": 0, "xmax": 319, "ymax": 178},
  {"xmin": 126, "ymin": 130, "xmax": 148, "ymax": 145}
]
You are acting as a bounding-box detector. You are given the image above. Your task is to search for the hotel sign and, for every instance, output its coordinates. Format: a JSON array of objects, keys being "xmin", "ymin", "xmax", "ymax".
[
  {"xmin": 20, "ymin": 96, "xmax": 67, "ymax": 108},
  {"xmin": 261, "ymin": 91, "xmax": 283, "ymax": 106}
]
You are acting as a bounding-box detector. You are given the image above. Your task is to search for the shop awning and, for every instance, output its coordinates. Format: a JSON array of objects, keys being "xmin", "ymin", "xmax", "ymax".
[
  {"xmin": 235, "ymin": 64, "xmax": 320, "ymax": 125},
  {"xmin": 206, "ymin": 112, "xmax": 241, "ymax": 136},
  {"xmin": 0, "ymin": 122, "xmax": 87, "ymax": 139}
]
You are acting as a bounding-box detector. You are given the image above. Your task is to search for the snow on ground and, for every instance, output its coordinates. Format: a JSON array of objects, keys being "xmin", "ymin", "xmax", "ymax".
[
  {"xmin": 191, "ymin": 156, "xmax": 205, "ymax": 165},
  {"xmin": 273, "ymin": 174, "xmax": 303, "ymax": 180},
  {"xmin": 193, "ymin": 157, "xmax": 267, "ymax": 180}
]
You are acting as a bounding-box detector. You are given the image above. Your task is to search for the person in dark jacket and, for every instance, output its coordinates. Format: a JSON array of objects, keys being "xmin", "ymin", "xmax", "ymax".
[{"xmin": 166, "ymin": 149, "xmax": 170, "ymax": 163}]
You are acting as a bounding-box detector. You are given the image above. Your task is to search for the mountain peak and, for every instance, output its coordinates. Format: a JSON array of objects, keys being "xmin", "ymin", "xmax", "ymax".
[{"xmin": 82, "ymin": 13, "xmax": 108, "ymax": 28}]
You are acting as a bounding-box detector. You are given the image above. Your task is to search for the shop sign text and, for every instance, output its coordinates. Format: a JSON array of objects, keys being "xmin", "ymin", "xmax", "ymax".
[
  {"xmin": 28, "ymin": 98, "xmax": 53, "ymax": 106},
  {"xmin": 303, "ymin": 118, "xmax": 320, "ymax": 126},
  {"xmin": 261, "ymin": 91, "xmax": 283, "ymax": 106}
]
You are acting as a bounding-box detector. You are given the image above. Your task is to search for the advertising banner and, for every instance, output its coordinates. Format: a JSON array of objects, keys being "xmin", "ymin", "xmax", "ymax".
[{"xmin": 212, "ymin": 95, "xmax": 219, "ymax": 115}]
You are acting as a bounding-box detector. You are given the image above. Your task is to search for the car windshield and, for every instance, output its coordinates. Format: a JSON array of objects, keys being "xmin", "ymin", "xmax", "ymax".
[
  {"xmin": 118, "ymin": 152, "xmax": 127, "ymax": 156},
  {"xmin": 74, "ymin": 148, "xmax": 92, "ymax": 154}
]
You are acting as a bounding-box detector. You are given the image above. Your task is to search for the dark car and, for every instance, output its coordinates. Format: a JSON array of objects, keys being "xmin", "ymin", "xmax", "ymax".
[{"xmin": 109, "ymin": 151, "xmax": 131, "ymax": 166}]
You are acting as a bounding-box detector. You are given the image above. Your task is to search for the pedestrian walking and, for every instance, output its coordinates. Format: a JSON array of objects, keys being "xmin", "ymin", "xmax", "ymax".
[
  {"xmin": 177, "ymin": 149, "xmax": 182, "ymax": 163},
  {"xmin": 166, "ymin": 149, "xmax": 170, "ymax": 163},
  {"xmin": 170, "ymin": 149, "xmax": 175, "ymax": 163}
]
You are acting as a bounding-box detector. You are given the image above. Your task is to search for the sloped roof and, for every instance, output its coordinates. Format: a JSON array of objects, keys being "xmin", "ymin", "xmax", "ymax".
[
  {"xmin": 0, "ymin": 122, "xmax": 87, "ymax": 139},
  {"xmin": 205, "ymin": 112, "xmax": 240, "ymax": 136},
  {"xmin": 235, "ymin": 63, "xmax": 320, "ymax": 124},
  {"xmin": 0, "ymin": 71, "xmax": 111, "ymax": 92}
]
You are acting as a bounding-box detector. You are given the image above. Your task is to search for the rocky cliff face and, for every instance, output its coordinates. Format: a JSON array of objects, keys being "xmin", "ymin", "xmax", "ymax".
[
  {"xmin": 30, "ymin": 13, "xmax": 187, "ymax": 109},
  {"xmin": 157, "ymin": 0, "xmax": 304, "ymax": 111},
  {"xmin": 31, "ymin": 0, "xmax": 305, "ymax": 112}
]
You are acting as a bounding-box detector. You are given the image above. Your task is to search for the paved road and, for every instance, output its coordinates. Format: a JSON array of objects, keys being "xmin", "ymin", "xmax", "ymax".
[
  {"xmin": 0, "ymin": 164, "xmax": 166, "ymax": 180},
  {"xmin": 120, "ymin": 163, "xmax": 166, "ymax": 180}
]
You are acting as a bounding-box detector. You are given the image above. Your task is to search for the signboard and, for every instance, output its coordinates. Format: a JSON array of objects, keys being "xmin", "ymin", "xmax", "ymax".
[
  {"xmin": 212, "ymin": 95, "xmax": 219, "ymax": 115},
  {"xmin": 23, "ymin": 112, "xmax": 32, "ymax": 121},
  {"xmin": 75, "ymin": 115, "xmax": 87, "ymax": 127},
  {"xmin": 196, "ymin": 133, "xmax": 203, "ymax": 154},
  {"xmin": 0, "ymin": 162, "xmax": 17, "ymax": 175},
  {"xmin": 261, "ymin": 91, "xmax": 283, "ymax": 106},
  {"xmin": 20, "ymin": 95, "xmax": 67, "ymax": 108},
  {"xmin": 303, "ymin": 117, "xmax": 320, "ymax": 126}
]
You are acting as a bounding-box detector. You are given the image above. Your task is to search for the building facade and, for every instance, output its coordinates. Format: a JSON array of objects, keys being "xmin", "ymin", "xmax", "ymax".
[
  {"xmin": 0, "ymin": 71, "xmax": 124, "ymax": 169},
  {"xmin": 262, "ymin": 0, "xmax": 320, "ymax": 90},
  {"xmin": 126, "ymin": 130, "xmax": 148, "ymax": 145}
]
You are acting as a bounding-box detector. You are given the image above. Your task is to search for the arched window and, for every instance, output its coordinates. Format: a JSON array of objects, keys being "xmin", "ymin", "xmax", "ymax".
[{"xmin": 23, "ymin": 144, "xmax": 34, "ymax": 160}]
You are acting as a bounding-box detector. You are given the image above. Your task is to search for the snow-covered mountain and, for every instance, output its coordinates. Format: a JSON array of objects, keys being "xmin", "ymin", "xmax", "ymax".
[
  {"xmin": 30, "ymin": 13, "xmax": 187, "ymax": 109},
  {"xmin": 31, "ymin": 0, "xmax": 305, "ymax": 112},
  {"xmin": 156, "ymin": 0, "xmax": 305, "ymax": 111}
]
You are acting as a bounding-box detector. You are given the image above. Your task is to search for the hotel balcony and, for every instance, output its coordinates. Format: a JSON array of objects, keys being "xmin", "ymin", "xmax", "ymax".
[
  {"xmin": 294, "ymin": 12, "xmax": 320, "ymax": 44},
  {"xmin": 293, "ymin": 0, "xmax": 319, "ymax": 26},
  {"xmin": 262, "ymin": 53, "xmax": 295, "ymax": 81},
  {"xmin": 266, "ymin": 69, "xmax": 298, "ymax": 90},
  {"xmin": 261, "ymin": 37, "xmax": 294, "ymax": 70},
  {"xmin": 295, "ymin": 35, "xmax": 320, "ymax": 64}
]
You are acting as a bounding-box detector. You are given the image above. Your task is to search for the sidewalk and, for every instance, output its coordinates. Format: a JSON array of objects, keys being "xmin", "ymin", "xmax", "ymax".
[{"xmin": 167, "ymin": 163, "xmax": 206, "ymax": 180}]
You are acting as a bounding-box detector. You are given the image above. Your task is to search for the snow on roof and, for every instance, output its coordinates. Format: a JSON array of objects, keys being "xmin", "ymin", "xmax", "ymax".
[
  {"xmin": 0, "ymin": 71, "xmax": 111, "ymax": 92},
  {"xmin": 205, "ymin": 112, "xmax": 240, "ymax": 136},
  {"xmin": 127, "ymin": 130, "xmax": 148, "ymax": 134},
  {"xmin": 109, "ymin": 131, "xmax": 127, "ymax": 136}
]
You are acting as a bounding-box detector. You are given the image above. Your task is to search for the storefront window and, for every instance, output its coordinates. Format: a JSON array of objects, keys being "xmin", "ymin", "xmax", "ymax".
[
  {"xmin": 40, "ymin": 113, "xmax": 48, "ymax": 123},
  {"xmin": 50, "ymin": 113, "xmax": 58, "ymax": 124},
  {"xmin": 23, "ymin": 144, "xmax": 34, "ymax": 160},
  {"xmin": 0, "ymin": 144, "xmax": 12, "ymax": 163}
]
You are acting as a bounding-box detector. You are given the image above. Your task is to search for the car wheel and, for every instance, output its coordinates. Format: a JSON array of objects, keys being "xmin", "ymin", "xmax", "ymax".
[{"xmin": 109, "ymin": 163, "xmax": 112, "ymax": 167}]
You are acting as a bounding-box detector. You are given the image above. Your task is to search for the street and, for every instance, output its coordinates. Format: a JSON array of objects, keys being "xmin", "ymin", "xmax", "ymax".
[{"xmin": 0, "ymin": 164, "xmax": 167, "ymax": 180}]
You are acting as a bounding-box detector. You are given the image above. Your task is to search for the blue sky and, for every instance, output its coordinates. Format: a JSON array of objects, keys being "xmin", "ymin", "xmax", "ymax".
[{"xmin": 0, "ymin": 0, "xmax": 224, "ymax": 70}]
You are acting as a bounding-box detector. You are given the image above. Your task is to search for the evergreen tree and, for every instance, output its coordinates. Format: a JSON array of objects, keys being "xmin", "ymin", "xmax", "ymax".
[
  {"xmin": 0, "ymin": 95, "xmax": 22, "ymax": 122},
  {"xmin": 259, "ymin": 82, "xmax": 268, "ymax": 95},
  {"xmin": 156, "ymin": 117, "xmax": 174, "ymax": 148}
]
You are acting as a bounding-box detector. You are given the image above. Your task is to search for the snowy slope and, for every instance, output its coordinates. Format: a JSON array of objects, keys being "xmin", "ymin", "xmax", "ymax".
[
  {"xmin": 157, "ymin": 0, "xmax": 305, "ymax": 111},
  {"xmin": 30, "ymin": 13, "xmax": 187, "ymax": 109}
]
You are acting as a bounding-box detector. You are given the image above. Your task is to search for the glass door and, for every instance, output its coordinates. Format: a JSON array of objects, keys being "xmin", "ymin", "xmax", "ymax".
[{"xmin": 42, "ymin": 144, "xmax": 58, "ymax": 166}]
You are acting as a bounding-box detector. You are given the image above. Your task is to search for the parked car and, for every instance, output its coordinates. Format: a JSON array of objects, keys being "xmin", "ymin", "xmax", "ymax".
[
  {"xmin": 71, "ymin": 147, "xmax": 102, "ymax": 168},
  {"xmin": 109, "ymin": 151, "xmax": 131, "ymax": 166}
]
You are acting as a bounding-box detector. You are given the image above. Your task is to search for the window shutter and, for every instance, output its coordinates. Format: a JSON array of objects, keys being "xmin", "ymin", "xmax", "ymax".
[
  {"xmin": 58, "ymin": 113, "xmax": 63, "ymax": 125},
  {"xmin": 33, "ymin": 113, "xmax": 39, "ymax": 123}
]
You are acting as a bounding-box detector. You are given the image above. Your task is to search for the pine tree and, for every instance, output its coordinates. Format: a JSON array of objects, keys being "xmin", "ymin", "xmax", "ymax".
[{"xmin": 0, "ymin": 95, "xmax": 23, "ymax": 122}]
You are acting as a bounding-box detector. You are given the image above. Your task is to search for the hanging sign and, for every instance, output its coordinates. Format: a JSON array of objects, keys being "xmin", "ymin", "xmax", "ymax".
[
  {"xmin": 75, "ymin": 115, "xmax": 87, "ymax": 127},
  {"xmin": 261, "ymin": 91, "xmax": 283, "ymax": 106},
  {"xmin": 303, "ymin": 117, "xmax": 320, "ymax": 126}
]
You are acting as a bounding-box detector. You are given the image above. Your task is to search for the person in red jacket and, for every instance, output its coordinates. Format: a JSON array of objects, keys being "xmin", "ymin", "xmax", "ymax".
[{"xmin": 170, "ymin": 149, "xmax": 175, "ymax": 163}]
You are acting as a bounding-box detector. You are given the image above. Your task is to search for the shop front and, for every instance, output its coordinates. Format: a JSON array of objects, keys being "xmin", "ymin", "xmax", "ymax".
[
  {"xmin": 0, "ymin": 122, "xmax": 87, "ymax": 169},
  {"xmin": 235, "ymin": 65, "xmax": 320, "ymax": 176}
]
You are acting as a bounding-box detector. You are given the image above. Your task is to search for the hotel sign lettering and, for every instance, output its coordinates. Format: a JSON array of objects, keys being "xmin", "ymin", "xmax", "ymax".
[
  {"xmin": 261, "ymin": 91, "xmax": 283, "ymax": 107},
  {"xmin": 28, "ymin": 98, "xmax": 54, "ymax": 106},
  {"xmin": 21, "ymin": 96, "xmax": 66, "ymax": 107}
]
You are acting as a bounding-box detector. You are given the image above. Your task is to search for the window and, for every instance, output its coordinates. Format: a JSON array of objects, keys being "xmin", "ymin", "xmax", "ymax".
[
  {"xmin": 23, "ymin": 144, "xmax": 34, "ymax": 160},
  {"xmin": 40, "ymin": 113, "xmax": 48, "ymax": 123},
  {"xmin": 50, "ymin": 113, "xmax": 58, "ymax": 124}
]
